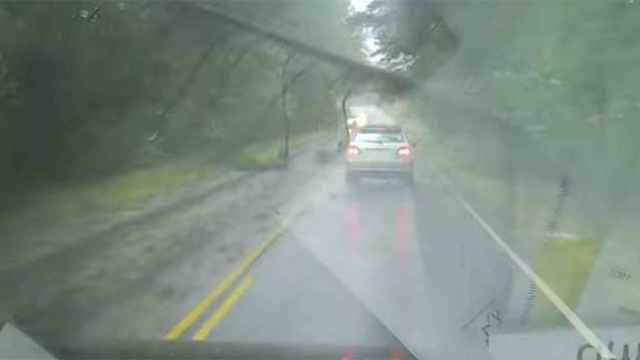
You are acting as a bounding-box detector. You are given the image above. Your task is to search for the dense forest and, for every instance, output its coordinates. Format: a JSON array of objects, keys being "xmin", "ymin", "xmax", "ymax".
[
  {"xmin": 351, "ymin": 0, "xmax": 640, "ymax": 233},
  {"xmin": 4, "ymin": 0, "xmax": 639, "ymax": 235},
  {"xmin": 0, "ymin": 1, "xmax": 360, "ymax": 192}
]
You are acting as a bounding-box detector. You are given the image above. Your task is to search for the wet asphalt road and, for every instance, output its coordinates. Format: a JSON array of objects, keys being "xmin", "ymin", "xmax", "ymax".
[{"xmin": 1, "ymin": 142, "xmax": 505, "ymax": 359}]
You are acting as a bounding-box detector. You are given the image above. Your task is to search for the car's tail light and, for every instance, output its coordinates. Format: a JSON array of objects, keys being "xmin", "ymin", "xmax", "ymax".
[
  {"xmin": 346, "ymin": 145, "xmax": 360, "ymax": 160},
  {"xmin": 396, "ymin": 145, "xmax": 413, "ymax": 160}
]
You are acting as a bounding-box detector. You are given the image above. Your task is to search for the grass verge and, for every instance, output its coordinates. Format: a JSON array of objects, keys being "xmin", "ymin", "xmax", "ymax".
[
  {"xmin": 531, "ymin": 236, "xmax": 602, "ymax": 325},
  {"xmin": 2, "ymin": 131, "xmax": 323, "ymax": 235},
  {"xmin": 2, "ymin": 155, "xmax": 220, "ymax": 232},
  {"xmin": 413, "ymin": 119, "xmax": 604, "ymax": 327},
  {"xmin": 231, "ymin": 131, "xmax": 322, "ymax": 169}
]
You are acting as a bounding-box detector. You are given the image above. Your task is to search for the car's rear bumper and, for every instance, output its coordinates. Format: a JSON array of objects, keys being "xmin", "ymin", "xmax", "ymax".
[{"xmin": 346, "ymin": 161, "xmax": 413, "ymax": 175}]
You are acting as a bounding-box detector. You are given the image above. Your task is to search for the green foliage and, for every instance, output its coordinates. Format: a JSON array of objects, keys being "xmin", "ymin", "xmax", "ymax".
[
  {"xmin": 0, "ymin": 1, "xmax": 357, "ymax": 192},
  {"xmin": 406, "ymin": 2, "xmax": 640, "ymax": 320},
  {"xmin": 0, "ymin": 53, "xmax": 18, "ymax": 105},
  {"xmin": 347, "ymin": 0, "xmax": 457, "ymax": 73},
  {"xmin": 531, "ymin": 237, "xmax": 601, "ymax": 325},
  {"xmin": 419, "ymin": 0, "xmax": 640, "ymax": 175}
]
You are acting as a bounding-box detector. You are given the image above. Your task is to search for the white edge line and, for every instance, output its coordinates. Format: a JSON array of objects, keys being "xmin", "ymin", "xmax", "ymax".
[{"xmin": 432, "ymin": 168, "xmax": 616, "ymax": 360}]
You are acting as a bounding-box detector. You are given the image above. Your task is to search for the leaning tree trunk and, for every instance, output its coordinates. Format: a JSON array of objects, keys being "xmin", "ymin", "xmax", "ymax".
[
  {"xmin": 340, "ymin": 88, "xmax": 352, "ymax": 146},
  {"xmin": 281, "ymin": 53, "xmax": 295, "ymax": 163}
]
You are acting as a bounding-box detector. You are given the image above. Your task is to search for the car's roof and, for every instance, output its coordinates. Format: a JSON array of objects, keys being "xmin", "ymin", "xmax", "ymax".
[
  {"xmin": 348, "ymin": 106, "xmax": 396, "ymax": 125},
  {"xmin": 358, "ymin": 125, "xmax": 403, "ymax": 133}
]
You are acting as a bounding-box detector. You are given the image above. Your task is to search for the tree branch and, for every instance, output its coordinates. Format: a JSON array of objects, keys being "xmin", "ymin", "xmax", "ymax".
[{"xmin": 188, "ymin": 2, "xmax": 413, "ymax": 91}]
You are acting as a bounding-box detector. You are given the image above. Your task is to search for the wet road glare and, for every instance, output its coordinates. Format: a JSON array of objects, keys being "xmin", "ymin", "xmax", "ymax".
[{"xmin": 1, "ymin": 138, "xmax": 509, "ymax": 359}]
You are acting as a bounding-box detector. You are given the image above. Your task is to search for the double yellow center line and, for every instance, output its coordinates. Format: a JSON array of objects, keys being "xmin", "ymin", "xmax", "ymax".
[
  {"xmin": 164, "ymin": 219, "xmax": 289, "ymax": 341},
  {"xmin": 193, "ymin": 273, "xmax": 255, "ymax": 340}
]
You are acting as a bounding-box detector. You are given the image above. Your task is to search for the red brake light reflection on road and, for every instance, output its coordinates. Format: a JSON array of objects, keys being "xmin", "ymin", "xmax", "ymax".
[
  {"xmin": 396, "ymin": 145, "xmax": 413, "ymax": 160},
  {"xmin": 346, "ymin": 145, "xmax": 360, "ymax": 159},
  {"xmin": 390, "ymin": 348, "xmax": 403, "ymax": 360},
  {"xmin": 341, "ymin": 349, "xmax": 355, "ymax": 360}
]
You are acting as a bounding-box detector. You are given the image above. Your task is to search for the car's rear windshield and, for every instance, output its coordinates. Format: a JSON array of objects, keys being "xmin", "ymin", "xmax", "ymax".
[{"xmin": 355, "ymin": 132, "xmax": 404, "ymax": 143}]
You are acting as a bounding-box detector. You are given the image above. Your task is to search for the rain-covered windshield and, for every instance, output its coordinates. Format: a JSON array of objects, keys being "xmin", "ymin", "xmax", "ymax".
[
  {"xmin": 355, "ymin": 133, "xmax": 404, "ymax": 144},
  {"xmin": 1, "ymin": 1, "xmax": 638, "ymax": 360}
]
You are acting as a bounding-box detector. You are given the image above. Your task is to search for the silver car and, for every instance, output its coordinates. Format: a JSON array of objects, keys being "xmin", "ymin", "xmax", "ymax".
[{"xmin": 345, "ymin": 125, "xmax": 415, "ymax": 186}]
